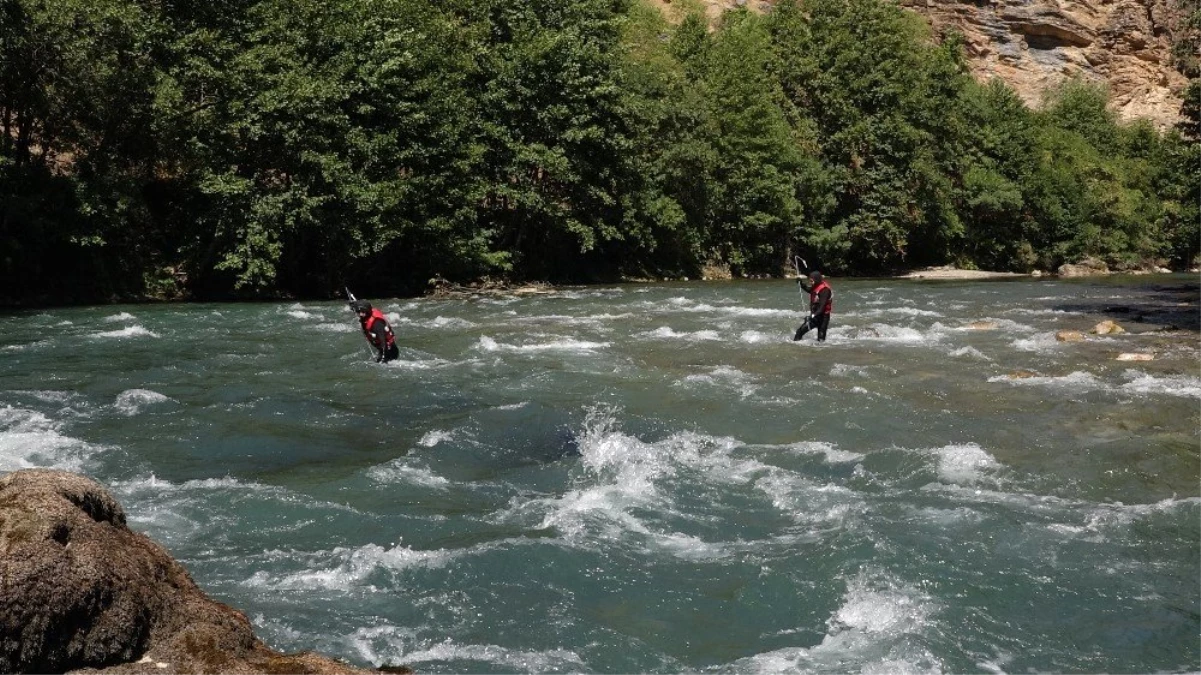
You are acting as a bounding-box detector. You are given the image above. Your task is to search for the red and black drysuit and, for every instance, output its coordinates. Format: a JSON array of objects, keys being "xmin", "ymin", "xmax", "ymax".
[
  {"xmin": 359, "ymin": 308, "xmax": 399, "ymax": 362},
  {"xmin": 794, "ymin": 277, "xmax": 832, "ymax": 342}
]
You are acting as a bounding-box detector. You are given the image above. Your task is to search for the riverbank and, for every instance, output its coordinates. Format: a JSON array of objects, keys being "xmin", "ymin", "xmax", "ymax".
[{"xmin": 896, "ymin": 266, "xmax": 1030, "ymax": 280}]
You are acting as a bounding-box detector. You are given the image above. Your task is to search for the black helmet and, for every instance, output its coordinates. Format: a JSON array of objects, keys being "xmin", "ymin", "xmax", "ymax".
[
  {"xmin": 809, "ymin": 270, "xmax": 823, "ymax": 282},
  {"xmin": 352, "ymin": 300, "xmax": 372, "ymax": 314}
]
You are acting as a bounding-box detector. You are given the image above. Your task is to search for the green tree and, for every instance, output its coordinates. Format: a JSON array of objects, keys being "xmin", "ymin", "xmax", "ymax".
[
  {"xmin": 155, "ymin": 0, "xmax": 480, "ymax": 295},
  {"xmin": 0, "ymin": 0, "xmax": 163, "ymax": 300},
  {"xmin": 611, "ymin": 1, "xmax": 713, "ymax": 278},
  {"xmin": 767, "ymin": 0, "xmax": 970, "ymax": 274},
  {"xmin": 956, "ymin": 79, "xmax": 1039, "ymax": 270},
  {"xmin": 702, "ymin": 9, "xmax": 802, "ymax": 274},
  {"xmin": 464, "ymin": 0, "xmax": 635, "ymax": 281}
]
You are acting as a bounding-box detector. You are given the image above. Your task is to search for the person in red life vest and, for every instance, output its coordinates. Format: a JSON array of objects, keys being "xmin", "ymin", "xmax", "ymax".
[
  {"xmin": 351, "ymin": 300, "xmax": 400, "ymax": 362},
  {"xmin": 794, "ymin": 270, "xmax": 832, "ymax": 342}
]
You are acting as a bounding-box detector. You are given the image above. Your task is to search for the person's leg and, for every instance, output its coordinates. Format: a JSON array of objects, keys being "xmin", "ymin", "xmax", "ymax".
[
  {"xmin": 816, "ymin": 314, "xmax": 830, "ymax": 341},
  {"xmin": 383, "ymin": 343, "xmax": 400, "ymax": 362},
  {"xmin": 793, "ymin": 317, "xmax": 811, "ymax": 341}
]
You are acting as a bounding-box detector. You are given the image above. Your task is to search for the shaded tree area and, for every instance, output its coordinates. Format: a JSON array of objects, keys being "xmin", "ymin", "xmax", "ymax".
[{"xmin": 1, "ymin": 0, "xmax": 1196, "ymax": 305}]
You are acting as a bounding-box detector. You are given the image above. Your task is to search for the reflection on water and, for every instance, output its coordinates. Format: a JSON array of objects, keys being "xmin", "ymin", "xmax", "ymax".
[{"xmin": 1, "ymin": 276, "xmax": 1198, "ymax": 673}]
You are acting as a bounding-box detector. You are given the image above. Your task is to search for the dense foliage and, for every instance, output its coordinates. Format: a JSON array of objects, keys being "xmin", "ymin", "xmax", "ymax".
[{"xmin": 1, "ymin": 0, "xmax": 1196, "ymax": 302}]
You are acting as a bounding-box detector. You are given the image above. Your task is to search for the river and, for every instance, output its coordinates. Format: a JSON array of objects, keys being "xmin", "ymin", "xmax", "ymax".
[{"xmin": 2, "ymin": 275, "xmax": 1198, "ymax": 673}]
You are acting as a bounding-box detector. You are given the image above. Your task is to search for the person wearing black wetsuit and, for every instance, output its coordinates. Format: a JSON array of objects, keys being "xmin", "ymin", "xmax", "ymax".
[
  {"xmin": 351, "ymin": 300, "xmax": 400, "ymax": 363},
  {"xmin": 794, "ymin": 270, "xmax": 832, "ymax": 342}
]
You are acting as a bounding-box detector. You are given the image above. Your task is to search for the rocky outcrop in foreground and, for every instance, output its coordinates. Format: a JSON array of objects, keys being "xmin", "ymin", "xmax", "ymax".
[{"xmin": 0, "ymin": 469, "xmax": 376, "ymax": 674}]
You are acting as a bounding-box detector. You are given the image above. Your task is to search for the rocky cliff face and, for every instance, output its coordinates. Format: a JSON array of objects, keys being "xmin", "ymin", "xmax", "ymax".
[
  {"xmin": 902, "ymin": 0, "xmax": 1189, "ymax": 128},
  {"xmin": 0, "ymin": 469, "xmax": 378, "ymax": 674},
  {"xmin": 665, "ymin": 0, "xmax": 1190, "ymax": 129}
]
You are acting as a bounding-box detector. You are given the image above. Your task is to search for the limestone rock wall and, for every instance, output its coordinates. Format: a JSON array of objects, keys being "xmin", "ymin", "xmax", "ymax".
[
  {"xmin": 903, "ymin": 0, "xmax": 1189, "ymax": 128},
  {"xmin": 666, "ymin": 0, "xmax": 1190, "ymax": 129}
]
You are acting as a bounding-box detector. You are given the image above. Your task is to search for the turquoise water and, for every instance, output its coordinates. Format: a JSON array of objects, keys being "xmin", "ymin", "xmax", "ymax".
[{"xmin": 2, "ymin": 276, "xmax": 1198, "ymax": 673}]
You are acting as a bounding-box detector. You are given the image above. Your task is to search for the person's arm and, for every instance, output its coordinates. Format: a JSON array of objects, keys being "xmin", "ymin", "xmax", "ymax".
[
  {"xmin": 370, "ymin": 322, "xmax": 388, "ymax": 361},
  {"xmin": 811, "ymin": 288, "xmax": 830, "ymax": 317}
]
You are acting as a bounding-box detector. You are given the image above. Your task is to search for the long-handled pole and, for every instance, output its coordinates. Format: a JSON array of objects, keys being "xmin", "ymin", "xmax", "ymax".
[
  {"xmin": 792, "ymin": 256, "xmax": 813, "ymax": 338},
  {"xmin": 345, "ymin": 287, "xmax": 375, "ymax": 360}
]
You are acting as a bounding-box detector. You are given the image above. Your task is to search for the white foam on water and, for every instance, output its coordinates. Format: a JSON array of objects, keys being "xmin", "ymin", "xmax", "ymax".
[
  {"xmin": 113, "ymin": 389, "xmax": 174, "ymax": 416},
  {"xmin": 492, "ymin": 401, "xmax": 529, "ymax": 410},
  {"xmin": 650, "ymin": 531, "xmax": 731, "ymax": 561},
  {"xmin": 676, "ymin": 366, "xmax": 759, "ymax": 398},
  {"xmin": 664, "ymin": 296, "xmax": 697, "ymax": 307},
  {"xmin": 1044, "ymin": 495, "xmax": 1201, "ymax": 539},
  {"xmin": 739, "ymin": 330, "xmax": 778, "ymax": 344},
  {"xmin": 927, "ymin": 443, "xmax": 1002, "ymax": 485},
  {"xmin": 830, "ymin": 364, "xmax": 871, "ymax": 378},
  {"xmin": 945, "ymin": 317, "xmax": 1026, "ymax": 332},
  {"xmin": 754, "ymin": 471, "xmax": 864, "ymax": 528},
  {"xmin": 781, "ymin": 441, "xmax": 865, "ymax": 464},
  {"xmin": 14, "ymin": 390, "xmax": 77, "ymax": 404},
  {"xmin": 425, "ymin": 316, "xmax": 476, "ymax": 329},
  {"xmin": 948, "ymin": 346, "xmax": 991, "ymax": 360},
  {"xmin": 349, "ymin": 625, "xmax": 585, "ymax": 673},
  {"xmin": 508, "ymin": 313, "xmax": 582, "ymax": 325},
  {"xmin": 418, "ymin": 430, "xmax": 455, "ymax": 447},
  {"xmin": 109, "ymin": 474, "xmax": 258, "ymax": 536},
  {"xmin": 975, "ymin": 652, "xmax": 1015, "ymax": 674},
  {"xmin": 845, "ymin": 307, "xmax": 943, "ymax": 319},
  {"xmin": 827, "ymin": 568, "xmax": 939, "ymax": 652},
  {"xmin": 287, "ymin": 310, "xmax": 315, "ymax": 319},
  {"xmin": 245, "ymin": 542, "xmax": 464, "ymax": 592},
  {"xmin": 1015, "ymin": 307, "xmax": 1076, "ymax": 316},
  {"xmin": 986, "ymin": 370, "xmax": 1105, "ymax": 394},
  {"xmin": 654, "ymin": 297, "xmax": 794, "ymax": 319},
  {"xmin": 346, "ymin": 625, "xmax": 420, "ymax": 669},
  {"xmin": 907, "ymin": 505, "xmax": 986, "ymax": 527},
  {"xmin": 367, "ymin": 460, "xmax": 450, "ymax": 488},
  {"xmin": 314, "ymin": 322, "xmax": 355, "ymax": 333},
  {"xmin": 400, "ymin": 642, "xmax": 585, "ymax": 672},
  {"xmin": 103, "ymin": 312, "xmax": 137, "ymax": 322},
  {"xmin": 113, "ymin": 474, "xmax": 364, "ymax": 542},
  {"xmin": 640, "ymin": 326, "xmax": 722, "ymax": 342},
  {"xmin": 730, "ymin": 569, "xmax": 941, "ymax": 674},
  {"xmin": 719, "ymin": 306, "xmax": 795, "ymax": 318},
  {"xmin": 92, "ymin": 325, "xmax": 159, "ymax": 339},
  {"xmin": 473, "ymin": 336, "xmax": 609, "ymax": 353},
  {"xmin": 924, "ymin": 486, "xmax": 1200, "ymax": 537},
  {"xmin": 382, "ymin": 356, "xmax": 453, "ymax": 370},
  {"xmin": 0, "ymin": 405, "xmax": 103, "ymax": 472},
  {"xmin": 494, "ymin": 408, "xmax": 753, "ymax": 551},
  {"xmin": 115, "ymin": 473, "xmax": 271, "ymax": 498},
  {"xmin": 1119, "ymin": 369, "xmax": 1201, "ymax": 398},
  {"xmin": 1011, "ymin": 331, "xmax": 1063, "ymax": 352},
  {"xmin": 547, "ymin": 288, "xmax": 607, "ymax": 300},
  {"xmin": 847, "ymin": 324, "xmax": 935, "ymax": 344}
]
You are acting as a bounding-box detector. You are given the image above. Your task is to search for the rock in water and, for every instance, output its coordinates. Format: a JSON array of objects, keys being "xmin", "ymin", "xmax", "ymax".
[{"xmin": 0, "ymin": 469, "xmax": 375, "ymax": 674}]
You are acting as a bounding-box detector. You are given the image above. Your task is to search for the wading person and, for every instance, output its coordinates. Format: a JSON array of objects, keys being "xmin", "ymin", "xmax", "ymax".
[
  {"xmin": 351, "ymin": 300, "xmax": 400, "ymax": 363},
  {"xmin": 794, "ymin": 270, "xmax": 832, "ymax": 342}
]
